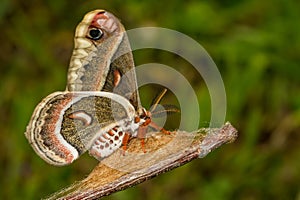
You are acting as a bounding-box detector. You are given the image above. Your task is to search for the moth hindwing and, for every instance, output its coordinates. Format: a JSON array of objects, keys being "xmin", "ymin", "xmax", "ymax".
[{"xmin": 25, "ymin": 91, "xmax": 137, "ymax": 166}]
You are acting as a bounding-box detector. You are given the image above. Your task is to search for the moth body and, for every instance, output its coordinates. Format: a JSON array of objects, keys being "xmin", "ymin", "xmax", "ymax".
[{"xmin": 89, "ymin": 117, "xmax": 145, "ymax": 159}]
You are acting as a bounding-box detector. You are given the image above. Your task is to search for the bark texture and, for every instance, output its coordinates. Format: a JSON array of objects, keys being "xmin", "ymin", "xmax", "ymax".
[{"xmin": 46, "ymin": 122, "xmax": 238, "ymax": 200}]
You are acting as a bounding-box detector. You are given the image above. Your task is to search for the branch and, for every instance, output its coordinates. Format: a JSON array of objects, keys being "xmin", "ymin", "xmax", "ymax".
[{"xmin": 45, "ymin": 122, "xmax": 238, "ymax": 200}]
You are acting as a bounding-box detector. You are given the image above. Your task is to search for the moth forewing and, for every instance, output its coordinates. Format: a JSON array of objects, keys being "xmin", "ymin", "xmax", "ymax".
[
  {"xmin": 67, "ymin": 10, "xmax": 126, "ymax": 92},
  {"xmin": 67, "ymin": 10, "xmax": 141, "ymax": 111}
]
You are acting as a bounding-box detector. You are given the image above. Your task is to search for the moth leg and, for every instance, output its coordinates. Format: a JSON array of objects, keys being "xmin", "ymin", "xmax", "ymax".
[
  {"xmin": 148, "ymin": 121, "xmax": 171, "ymax": 135},
  {"xmin": 140, "ymin": 138, "xmax": 146, "ymax": 153},
  {"xmin": 137, "ymin": 125, "xmax": 147, "ymax": 153},
  {"xmin": 121, "ymin": 132, "xmax": 130, "ymax": 155}
]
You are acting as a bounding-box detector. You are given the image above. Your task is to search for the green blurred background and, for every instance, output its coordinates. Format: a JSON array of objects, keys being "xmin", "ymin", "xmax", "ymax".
[{"xmin": 1, "ymin": 0, "xmax": 300, "ymax": 199}]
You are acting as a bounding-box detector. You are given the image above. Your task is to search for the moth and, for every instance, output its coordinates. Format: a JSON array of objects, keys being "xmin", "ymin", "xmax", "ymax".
[{"xmin": 25, "ymin": 10, "xmax": 169, "ymax": 166}]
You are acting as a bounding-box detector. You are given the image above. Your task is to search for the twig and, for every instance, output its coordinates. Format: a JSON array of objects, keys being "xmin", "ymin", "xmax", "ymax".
[{"xmin": 45, "ymin": 122, "xmax": 238, "ymax": 200}]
